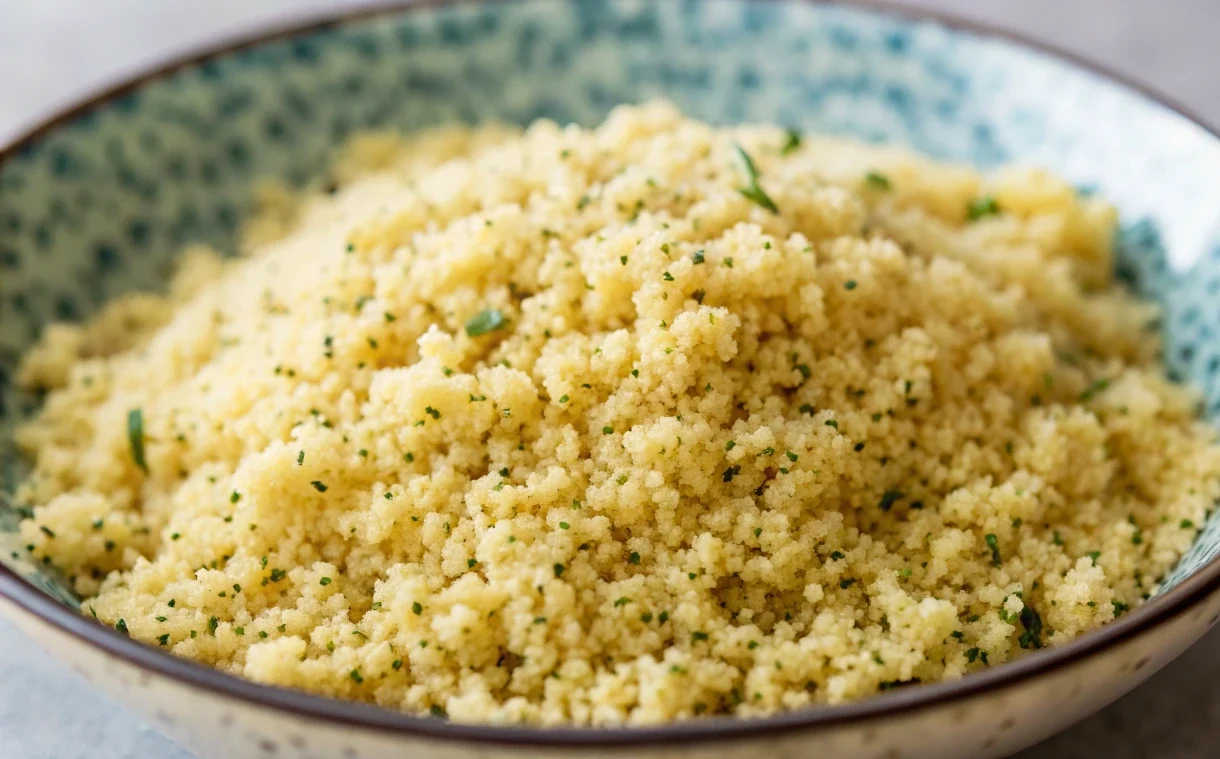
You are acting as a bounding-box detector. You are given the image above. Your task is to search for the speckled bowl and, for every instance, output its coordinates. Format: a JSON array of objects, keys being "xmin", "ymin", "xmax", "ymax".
[{"xmin": 3, "ymin": 1, "xmax": 1220, "ymax": 758}]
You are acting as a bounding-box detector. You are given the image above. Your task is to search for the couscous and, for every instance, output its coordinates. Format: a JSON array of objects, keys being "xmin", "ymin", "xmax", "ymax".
[{"xmin": 15, "ymin": 102, "xmax": 1220, "ymax": 725}]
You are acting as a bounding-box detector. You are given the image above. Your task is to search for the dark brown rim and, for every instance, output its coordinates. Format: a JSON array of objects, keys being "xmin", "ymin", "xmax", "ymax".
[{"xmin": 3, "ymin": 0, "xmax": 1220, "ymax": 748}]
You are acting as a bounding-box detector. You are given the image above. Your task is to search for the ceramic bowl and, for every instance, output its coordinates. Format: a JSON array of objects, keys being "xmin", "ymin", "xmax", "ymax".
[{"xmin": 3, "ymin": 1, "xmax": 1220, "ymax": 757}]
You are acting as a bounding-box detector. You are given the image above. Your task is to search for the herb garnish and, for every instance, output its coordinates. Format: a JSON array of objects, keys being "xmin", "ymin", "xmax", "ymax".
[
  {"xmin": 966, "ymin": 196, "xmax": 1001, "ymax": 221},
  {"xmin": 985, "ymin": 533, "xmax": 1002, "ymax": 566},
  {"xmin": 465, "ymin": 308, "xmax": 507, "ymax": 337},
  {"xmin": 733, "ymin": 144, "xmax": 780, "ymax": 214},
  {"xmin": 781, "ymin": 128, "xmax": 802, "ymax": 155},
  {"xmin": 865, "ymin": 171, "xmax": 892, "ymax": 190},
  {"xmin": 127, "ymin": 408, "xmax": 148, "ymax": 473}
]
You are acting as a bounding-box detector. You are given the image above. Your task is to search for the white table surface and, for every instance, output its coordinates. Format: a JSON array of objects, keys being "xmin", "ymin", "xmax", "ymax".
[{"xmin": 1, "ymin": 1, "xmax": 1218, "ymax": 757}]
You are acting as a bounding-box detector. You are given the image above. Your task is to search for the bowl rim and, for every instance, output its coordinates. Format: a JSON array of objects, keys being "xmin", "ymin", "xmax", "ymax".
[{"xmin": 2, "ymin": 0, "xmax": 1220, "ymax": 747}]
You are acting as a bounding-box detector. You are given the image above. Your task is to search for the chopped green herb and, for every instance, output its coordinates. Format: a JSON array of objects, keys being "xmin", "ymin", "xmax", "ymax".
[
  {"xmin": 127, "ymin": 409, "xmax": 148, "ymax": 473},
  {"xmin": 1018, "ymin": 604, "xmax": 1043, "ymax": 650},
  {"xmin": 878, "ymin": 489, "xmax": 903, "ymax": 512},
  {"xmin": 319, "ymin": 577, "xmax": 332, "ymax": 586},
  {"xmin": 967, "ymin": 196, "xmax": 1001, "ymax": 220},
  {"xmin": 733, "ymin": 144, "xmax": 780, "ymax": 213},
  {"xmin": 985, "ymin": 533, "xmax": 1002, "ymax": 566},
  {"xmin": 311, "ymin": 480, "xmax": 328, "ymax": 493},
  {"xmin": 115, "ymin": 619, "xmax": 129, "ymax": 635},
  {"xmin": 628, "ymin": 551, "xmax": 641, "ymax": 565},
  {"xmin": 781, "ymin": 128, "xmax": 802, "ymax": 154},
  {"xmin": 465, "ymin": 308, "xmax": 507, "ymax": 337},
  {"xmin": 865, "ymin": 171, "xmax": 892, "ymax": 190},
  {"xmin": 553, "ymin": 563, "xmax": 566, "ymax": 578},
  {"xmin": 840, "ymin": 578, "xmax": 856, "ymax": 589},
  {"xmin": 691, "ymin": 631, "xmax": 709, "ymax": 642},
  {"xmin": 1079, "ymin": 378, "xmax": 1110, "ymax": 402},
  {"xmin": 412, "ymin": 602, "xmax": 423, "ymax": 615},
  {"xmin": 350, "ymin": 669, "xmax": 363, "ymax": 684}
]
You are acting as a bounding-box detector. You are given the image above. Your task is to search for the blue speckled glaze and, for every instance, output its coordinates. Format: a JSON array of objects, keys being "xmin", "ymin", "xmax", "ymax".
[{"xmin": 2, "ymin": 0, "xmax": 1220, "ymax": 611}]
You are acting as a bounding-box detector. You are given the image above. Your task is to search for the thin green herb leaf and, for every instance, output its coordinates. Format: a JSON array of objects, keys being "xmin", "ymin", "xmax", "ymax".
[
  {"xmin": 127, "ymin": 409, "xmax": 148, "ymax": 473},
  {"xmin": 465, "ymin": 309, "xmax": 507, "ymax": 337}
]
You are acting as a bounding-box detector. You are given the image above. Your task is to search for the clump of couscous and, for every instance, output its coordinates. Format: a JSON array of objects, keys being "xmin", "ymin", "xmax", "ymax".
[{"xmin": 14, "ymin": 102, "xmax": 1220, "ymax": 725}]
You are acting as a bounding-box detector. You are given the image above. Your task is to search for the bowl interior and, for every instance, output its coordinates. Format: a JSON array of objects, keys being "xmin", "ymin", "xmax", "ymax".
[{"xmin": 2, "ymin": 0, "xmax": 1220, "ymax": 607}]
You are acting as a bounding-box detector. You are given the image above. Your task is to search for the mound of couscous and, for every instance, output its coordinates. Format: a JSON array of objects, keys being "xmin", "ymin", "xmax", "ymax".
[{"xmin": 14, "ymin": 102, "xmax": 1220, "ymax": 725}]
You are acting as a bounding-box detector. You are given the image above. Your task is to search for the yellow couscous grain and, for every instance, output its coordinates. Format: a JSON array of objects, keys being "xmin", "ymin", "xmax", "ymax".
[{"xmin": 15, "ymin": 102, "xmax": 1220, "ymax": 725}]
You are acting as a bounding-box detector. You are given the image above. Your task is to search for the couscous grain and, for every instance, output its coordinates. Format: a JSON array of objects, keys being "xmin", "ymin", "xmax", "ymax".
[{"xmin": 15, "ymin": 102, "xmax": 1220, "ymax": 725}]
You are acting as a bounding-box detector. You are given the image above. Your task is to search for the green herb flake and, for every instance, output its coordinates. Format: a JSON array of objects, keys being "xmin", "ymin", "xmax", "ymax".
[
  {"xmin": 319, "ymin": 577, "xmax": 332, "ymax": 586},
  {"xmin": 465, "ymin": 309, "xmax": 507, "ymax": 337},
  {"xmin": 865, "ymin": 171, "xmax": 892, "ymax": 190},
  {"xmin": 878, "ymin": 489, "xmax": 903, "ymax": 512},
  {"xmin": 127, "ymin": 408, "xmax": 149, "ymax": 473},
  {"xmin": 1018, "ymin": 604, "xmax": 1044, "ymax": 650},
  {"xmin": 781, "ymin": 128, "xmax": 802, "ymax": 154},
  {"xmin": 985, "ymin": 533, "xmax": 1002, "ymax": 566},
  {"xmin": 311, "ymin": 480, "xmax": 328, "ymax": 493},
  {"xmin": 733, "ymin": 144, "xmax": 780, "ymax": 214},
  {"xmin": 1079, "ymin": 378, "xmax": 1110, "ymax": 402},
  {"xmin": 967, "ymin": 196, "xmax": 1001, "ymax": 221}
]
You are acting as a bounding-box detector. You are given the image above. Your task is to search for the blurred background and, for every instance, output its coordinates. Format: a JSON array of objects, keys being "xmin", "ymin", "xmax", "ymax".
[{"xmin": 0, "ymin": 1, "xmax": 1216, "ymax": 757}]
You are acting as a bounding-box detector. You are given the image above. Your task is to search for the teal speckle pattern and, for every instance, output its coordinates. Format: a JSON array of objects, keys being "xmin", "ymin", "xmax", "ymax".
[{"xmin": 2, "ymin": 0, "xmax": 1220, "ymax": 600}]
